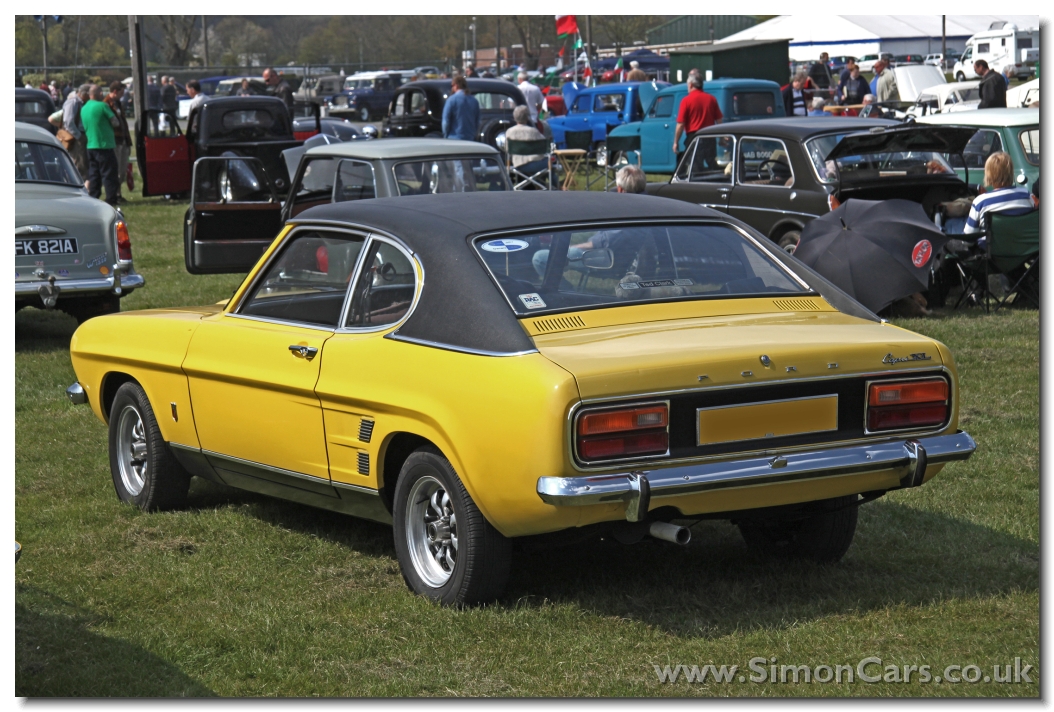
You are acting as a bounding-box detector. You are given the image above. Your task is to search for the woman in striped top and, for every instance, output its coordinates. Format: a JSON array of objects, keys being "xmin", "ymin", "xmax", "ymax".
[{"xmin": 945, "ymin": 152, "xmax": 1034, "ymax": 246}]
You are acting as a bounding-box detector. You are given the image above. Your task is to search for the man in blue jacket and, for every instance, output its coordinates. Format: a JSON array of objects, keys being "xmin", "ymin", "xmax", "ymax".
[{"xmin": 442, "ymin": 75, "xmax": 480, "ymax": 141}]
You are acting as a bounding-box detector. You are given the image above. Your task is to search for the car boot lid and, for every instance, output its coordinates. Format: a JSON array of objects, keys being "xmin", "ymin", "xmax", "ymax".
[{"xmin": 825, "ymin": 124, "xmax": 979, "ymax": 160}]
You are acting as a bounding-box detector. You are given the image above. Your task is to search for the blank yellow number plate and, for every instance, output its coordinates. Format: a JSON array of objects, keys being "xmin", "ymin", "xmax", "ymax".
[{"xmin": 697, "ymin": 395, "xmax": 839, "ymax": 446}]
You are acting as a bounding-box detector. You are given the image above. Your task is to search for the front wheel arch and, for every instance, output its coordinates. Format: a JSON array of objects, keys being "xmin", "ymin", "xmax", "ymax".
[{"xmin": 101, "ymin": 371, "xmax": 136, "ymax": 424}]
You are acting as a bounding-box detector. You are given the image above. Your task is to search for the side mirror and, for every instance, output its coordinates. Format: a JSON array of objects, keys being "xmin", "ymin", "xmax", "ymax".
[{"xmin": 581, "ymin": 248, "xmax": 615, "ymax": 270}]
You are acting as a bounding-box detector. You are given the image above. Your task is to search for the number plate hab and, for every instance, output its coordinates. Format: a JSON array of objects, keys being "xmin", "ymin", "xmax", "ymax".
[
  {"xmin": 15, "ymin": 237, "xmax": 80, "ymax": 256},
  {"xmin": 697, "ymin": 395, "xmax": 839, "ymax": 446}
]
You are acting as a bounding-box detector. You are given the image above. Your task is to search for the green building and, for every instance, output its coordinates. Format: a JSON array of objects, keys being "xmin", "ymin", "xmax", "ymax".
[
  {"xmin": 668, "ymin": 39, "xmax": 790, "ymax": 86},
  {"xmin": 646, "ymin": 15, "xmax": 760, "ymax": 45}
]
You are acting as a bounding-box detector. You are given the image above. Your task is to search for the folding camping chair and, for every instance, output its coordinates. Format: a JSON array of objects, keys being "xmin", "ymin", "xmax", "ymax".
[
  {"xmin": 505, "ymin": 138, "xmax": 552, "ymax": 190},
  {"xmin": 600, "ymin": 134, "xmax": 642, "ymax": 191},
  {"xmin": 954, "ymin": 210, "xmax": 1040, "ymax": 312}
]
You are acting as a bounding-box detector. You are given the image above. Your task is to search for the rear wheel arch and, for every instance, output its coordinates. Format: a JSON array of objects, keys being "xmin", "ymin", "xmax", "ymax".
[
  {"xmin": 769, "ymin": 219, "xmax": 806, "ymax": 243},
  {"xmin": 379, "ymin": 432, "xmax": 432, "ymax": 513}
]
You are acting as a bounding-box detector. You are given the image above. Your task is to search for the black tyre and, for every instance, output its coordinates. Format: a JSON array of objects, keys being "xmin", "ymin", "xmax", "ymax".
[
  {"xmin": 393, "ymin": 447, "xmax": 512, "ymax": 606},
  {"xmin": 738, "ymin": 495, "xmax": 858, "ymax": 563},
  {"xmin": 108, "ymin": 381, "xmax": 190, "ymax": 511},
  {"xmin": 777, "ymin": 230, "xmax": 802, "ymax": 254}
]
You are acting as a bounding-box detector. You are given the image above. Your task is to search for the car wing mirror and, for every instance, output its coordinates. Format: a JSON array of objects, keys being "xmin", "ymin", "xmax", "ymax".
[{"xmin": 580, "ymin": 248, "xmax": 615, "ymax": 270}]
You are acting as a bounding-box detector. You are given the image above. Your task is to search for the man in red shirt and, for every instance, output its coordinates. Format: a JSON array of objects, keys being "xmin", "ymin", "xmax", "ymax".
[{"xmin": 673, "ymin": 75, "xmax": 722, "ymax": 162}]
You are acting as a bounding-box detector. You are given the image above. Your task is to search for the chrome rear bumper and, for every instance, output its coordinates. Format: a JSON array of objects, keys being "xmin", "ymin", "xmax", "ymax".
[
  {"xmin": 537, "ymin": 431, "xmax": 976, "ymax": 522},
  {"xmin": 15, "ymin": 272, "xmax": 144, "ymax": 297}
]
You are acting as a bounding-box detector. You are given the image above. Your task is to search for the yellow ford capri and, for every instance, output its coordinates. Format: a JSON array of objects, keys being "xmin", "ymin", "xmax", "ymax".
[{"xmin": 67, "ymin": 192, "xmax": 975, "ymax": 605}]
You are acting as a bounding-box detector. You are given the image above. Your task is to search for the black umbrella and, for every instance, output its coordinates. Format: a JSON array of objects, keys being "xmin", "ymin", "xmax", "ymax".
[{"xmin": 793, "ymin": 199, "xmax": 950, "ymax": 313}]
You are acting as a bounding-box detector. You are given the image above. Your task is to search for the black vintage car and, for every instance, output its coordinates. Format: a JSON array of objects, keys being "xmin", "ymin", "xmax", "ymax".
[
  {"xmin": 16, "ymin": 88, "xmax": 58, "ymax": 135},
  {"xmin": 136, "ymin": 95, "xmax": 320, "ymax": 197},
  {"xmin": 383, "ymin": 79, "xmax": 526, "ymax": 147},
  {"xmin": 647, "ymin": 118, "xmax": 978, "ymax": 252}
]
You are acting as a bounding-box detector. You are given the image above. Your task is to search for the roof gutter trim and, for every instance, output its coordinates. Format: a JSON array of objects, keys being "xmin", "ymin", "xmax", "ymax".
[{"xmin": 385, "ymin": 332, "xmax": 538, "ymax": 358}]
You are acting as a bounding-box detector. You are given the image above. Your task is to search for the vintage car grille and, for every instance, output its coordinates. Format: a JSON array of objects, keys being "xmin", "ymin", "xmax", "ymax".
[{"xmin": 575, "ymin": 372, "xmax": 950, "ymax": 467}]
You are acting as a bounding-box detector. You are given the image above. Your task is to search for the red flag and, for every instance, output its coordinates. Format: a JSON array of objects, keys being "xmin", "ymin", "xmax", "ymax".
[
  {"xmin": 558, "ymin": 46, "xmax": 565, "ymax": 58},
  {"xmin": 555, "ymin": 15, "xmax": 578, "ymax": 37}
]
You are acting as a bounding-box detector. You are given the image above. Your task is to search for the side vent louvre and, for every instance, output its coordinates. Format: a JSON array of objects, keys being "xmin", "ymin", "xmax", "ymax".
[
  {"xmin": 772, "ymin": 298, "xmax": 821, "ymax": 312},
  {"xmin": 358, "ymin": 418, "xmax": 375, "ymax": 443},
  {"xmin": 532, "ymin": 314, "xmax": 587, "ymax": 333},
  {"xmin": 357, "ymin": 451, "xmax": 370, "ymax": 476}
]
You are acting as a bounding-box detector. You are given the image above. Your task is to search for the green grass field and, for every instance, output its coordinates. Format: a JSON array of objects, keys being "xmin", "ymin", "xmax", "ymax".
[{"xmin": 15, "ymin": 180, "xmax": 1038, "ymax": 697}]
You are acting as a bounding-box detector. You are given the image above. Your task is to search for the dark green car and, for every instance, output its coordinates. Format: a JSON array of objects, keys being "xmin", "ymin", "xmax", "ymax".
[{"xmin": 918, "ymin": 108, "xmax": 1040, "ymax": 190}]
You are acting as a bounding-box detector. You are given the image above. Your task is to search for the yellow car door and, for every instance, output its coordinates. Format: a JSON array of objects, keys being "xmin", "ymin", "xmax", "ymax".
[{"xmin": 183, "ymin": 227, "xmax": 368, "ymax": 481}]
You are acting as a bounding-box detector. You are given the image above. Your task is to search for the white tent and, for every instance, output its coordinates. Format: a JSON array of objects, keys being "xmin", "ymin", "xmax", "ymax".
[{"xmin": 718, "ymin": 15, "xmax": 1040, "ymax": 61}]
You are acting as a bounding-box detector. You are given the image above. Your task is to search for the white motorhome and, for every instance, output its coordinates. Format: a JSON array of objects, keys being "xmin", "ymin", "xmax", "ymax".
[{"xmin": 952, "ymin": 21, "xmax": 1038, "ymax": 81}]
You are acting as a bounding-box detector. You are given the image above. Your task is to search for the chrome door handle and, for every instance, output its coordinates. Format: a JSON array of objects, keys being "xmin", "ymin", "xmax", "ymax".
[{"xmin": 289, "ymin": 345, "xmax": 319, "ymax": 360}]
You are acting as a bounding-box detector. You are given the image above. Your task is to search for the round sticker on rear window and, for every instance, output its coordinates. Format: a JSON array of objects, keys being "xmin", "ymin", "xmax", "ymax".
[{"xmin": 481, "ymin": 239, "xmax": 529, "ymax": 253}]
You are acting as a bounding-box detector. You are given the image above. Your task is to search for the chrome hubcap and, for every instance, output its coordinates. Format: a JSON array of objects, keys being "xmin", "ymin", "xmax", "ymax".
[
  {"xmin": 406, "ymin": 476, "xmax": 458, "ymax": 587},
  {"xmin": 116, "ymin": 405, "xmax": 148, "ymax": 496}
]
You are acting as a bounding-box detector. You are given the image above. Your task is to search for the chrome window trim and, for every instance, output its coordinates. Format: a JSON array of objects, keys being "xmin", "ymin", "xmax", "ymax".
[
  {"xmin": 330, "ymin": 158, "xmax": 378, "ymax": 203},
  {"xmin": 727, "ymin": 204, "xmax": 822, "ymax": 219},
  {"xmin": 337, "ymin": 233, "xmax": 424, "ymax": 334},
  {"xmin": 736, "ymin": 135, "xmax": 795, "ymax": 189},
  {"xmin": 672, "ymin": 134, "xmax": 737, "ymax": 186},
  {"xmin": 389, "ymin": 155, "xmax": 511, "ymax": 195},
  {"xmin": 232, "ymin": 224, "xmax": 370, "ymax": 328},
  {"xmin": 384, "ymin": 332, "xmax": 538, "ymax": 357},
  {"xmin": 572, "ymin": 399, "xmax": 671, "ymax": 467},
  {"xmin": 862, "ymin": 373, "xmax": 953, "ymax": 436},
  {"xmin": 671, "ymin": 139, "xmax": 697, "ymax": 183},
  {"xmin": 804, "ymin": 131, "xmax": 853, "ymax": 185},
  {"xmin": 564, "ymin": 366, "xmax": 956, "ymax": 473},
  {"xmin": 470, "ymin": 218, "xmax": 812, "ymax": 317}
]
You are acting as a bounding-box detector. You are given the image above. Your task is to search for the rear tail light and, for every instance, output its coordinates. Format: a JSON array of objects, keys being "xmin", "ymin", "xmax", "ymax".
[
  {"xmin": 867, "ymin": 378, "xmax": 949, "ymax": 432},
  {"xmin": 115, "ymin": 220, "xmax": 132, "ymax": 262},
  {"xmin": 576, "ymin": 403, "xmax": 669, "ymax": 462}
]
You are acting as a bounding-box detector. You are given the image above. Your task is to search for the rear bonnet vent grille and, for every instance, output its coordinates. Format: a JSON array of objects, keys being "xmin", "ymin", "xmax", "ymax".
[
  {"xmin": 772, "ymin": 298, "xmax": 822, "ymax": 312},
  {"xmin": 532, "ymin": 315, "xmax": 587, "ymax": 333}
]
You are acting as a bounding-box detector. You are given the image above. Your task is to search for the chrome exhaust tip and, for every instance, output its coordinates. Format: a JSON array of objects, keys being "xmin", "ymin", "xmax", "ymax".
[{"xmin": 649, "ymin": 521, "xmax": 691, "ymax": 545}]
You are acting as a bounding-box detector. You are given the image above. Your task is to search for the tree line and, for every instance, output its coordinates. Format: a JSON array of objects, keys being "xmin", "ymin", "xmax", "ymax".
[{"xmin": 16, "ymin": 15, "xmax": 668, "ymax": 71}]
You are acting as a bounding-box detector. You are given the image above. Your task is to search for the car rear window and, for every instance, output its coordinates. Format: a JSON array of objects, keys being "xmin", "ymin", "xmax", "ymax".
[
  {"xmin": 1018, "ymin": 129, "xmax": 1039, "ymax": 166},
  {"xmin": 731, "ymin": 92, "xmax": 776, "ymax": 116},
  {"xmin": 805, "ymin": 133, "xmax": 953, "ymax": 183},
  {"xmin": 474, "ymin": 223, "xmax": 807, "ymax": 316},
  {"xmin": 16, "ymin": 99, "xmax": 52, "ymax": 117},
  {"xmin": 393, "ymin": 158, "xmax": 508, "ymax": 195},
  {"xmin": 15, "ymin": 140, "xmax": 82, "ymax": 186},
  {"xmin": 212, "ymin": 109, "xmax": 290, "ymax": 141},
  {"xmin": 473, "ymin": 92, "xmax": 518, "ymax": 110}
]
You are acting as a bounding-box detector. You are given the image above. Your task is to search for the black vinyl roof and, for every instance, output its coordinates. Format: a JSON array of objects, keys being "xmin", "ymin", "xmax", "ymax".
[
  {"xmin": 696, "ymin": 116, "xmax": 898, "ymax": 140},
  {"xmin": 294, "ymin": 192, "xmax": 876, "ymax": 354},
  {"xmin": 401, "ymin": 79, "xmax": 526, "ymax": 105}
]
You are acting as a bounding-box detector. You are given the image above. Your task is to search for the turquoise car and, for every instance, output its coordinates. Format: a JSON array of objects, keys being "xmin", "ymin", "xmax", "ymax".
[
  {"xmin": 608, "ymin": 78, "xmax": 786, "ymax": 173},
  {"xmin": 917, "ymin": 108, "xmax": 1040, "ymax": 190}
]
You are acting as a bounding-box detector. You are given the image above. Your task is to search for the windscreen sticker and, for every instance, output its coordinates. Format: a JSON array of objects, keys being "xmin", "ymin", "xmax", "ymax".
[
  {"xmin": 518, "ymin": 293, "xmax": 547, "ymax": 309},
  {"xmin": 619, "ymin": 278, "xmax": 693, "ymax": 290},
  {"xmin": 481, "ymin": 239, "xmax": 530, "ymax": 253}
]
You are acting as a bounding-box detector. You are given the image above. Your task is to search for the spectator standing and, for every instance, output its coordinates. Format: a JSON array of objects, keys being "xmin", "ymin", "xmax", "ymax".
[
  {"xmin": 442, "ymin": 75, "xmax": 480, "ymax": 141},
  {"xmin": 161, "ymin": 76, "xmax": 178, "ymax": 115},
  {"xmin": 614, "ymin": 164, "xmax": 646, "ymax": 194},
  {"xmin": 517, "ymin": 71, "xmax": 544, "ymax": 124},
  {"xmin": 782, "ymin": 72, "xmax": 811, "ymax": 116},
  {"xmin": 808, "ymin": 97, "xmax": 828, "ymax": 116},
  {"xmin": 837, "ymin": 58, "xmax": 858, "ymax": 87},
  {"xmin": 186, "ymin": 79, "xmax": 205, "ymax": 112},
  {"xmin": 81, "ymin": 84, "xmax": 121, "ymax": 206},
  {"xmin": 1001, "ymin": 65, "xmax": 1014, "ymax": 88},
  {"xmin": 236, "ymin": 78, "xmax": 254, "ymax": 96},
  {"xmin": 840, "ymin": 65, "xmax": 870, "ymax": 105},
  {"xmin": 875, "ymin": 61, "xmax": 899, "ymax": 102},
  {"xmin": 146, "ymin": 75, "xmax": 162, "ymax": 111},
  {"xmin": 976, "ymin": 60, "xmax": 1007, "ymax": 108},
  {"xmin": 463, "ymin": 63, "xmax": 477, "ymax": 78},
  {"xmin": 60, "ymin": 84, "xmax": 90, "ymax": 181},
  {"xmin": 263, "ymin": 67, "xmax": 294, "ymax": 115},
  {"xmin": 48, "ymin": 80, "xmax": 59, "ymax": 101},
  {"xmin": 104, "ymin": 81, "xmax": 131, "ymax": 204},
  {"xmin": 626, "ymin": 61, "xmax": 648, "ymax": 82},
  {"xmin": 672, "ymin": 74, "xmax": 722, "ymax": 163},
  {"xmin": 808, "ymin": 52, "xmax": 833, "ymax": 90}
]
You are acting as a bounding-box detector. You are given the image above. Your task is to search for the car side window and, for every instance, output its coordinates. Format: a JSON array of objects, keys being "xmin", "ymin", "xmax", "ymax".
[
  {"xmin": 143, "ymin": 110, "xmax": 181, "ymax": 139},
  {"xmin": 738, "ymin": 137, "xmax": 794, "ymax": 188},
  {"xmin": 572, "ymin": 95, "xmax": 592, "ymax": 113},
  {"xmin": 409, "ymin": 90, "xmax": 428, "ymax": 114},
  {"xmin": 593, "ymin": 94, "xmax": 626, "ymax": 112},
  {"xmin": 393, "ymin": 92, "xmax": 408, "ymax": 116},
  {"xmin": 689, "ymin": 136, "xmax": 734, "ymax": 184},
  {"xmin": 1018, "ymin": 129, "xmax": 1039, "ymax": 166},
  {"xmin": 240, "ymin": 230, "xmax": 366, "ymax": 328},
  {"xmin": 333, "ymin": 159, "xmax": 376, "ymax": 202},
  {"xmin": 345, "ymin": 240, "xmax": 417, "ymax": 329},
  {"xmin": 648, "ymin": 95, "xmax": 674, "ymax": 118}
]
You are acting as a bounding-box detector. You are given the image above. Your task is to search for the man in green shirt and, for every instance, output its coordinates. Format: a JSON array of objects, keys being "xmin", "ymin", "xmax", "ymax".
[{"xmin": 80, "ymin": 84, "xmax": 121, "ymax": 205}]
